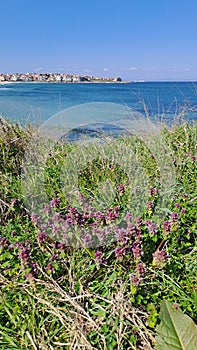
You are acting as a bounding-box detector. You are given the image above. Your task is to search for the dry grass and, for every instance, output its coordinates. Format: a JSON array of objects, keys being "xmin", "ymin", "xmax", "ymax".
[{"xmin": 0, "ymin": 259, "xmax": 155, "ymax": 350}]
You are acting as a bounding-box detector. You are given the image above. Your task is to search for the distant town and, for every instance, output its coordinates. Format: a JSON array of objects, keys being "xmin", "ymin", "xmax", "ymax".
[{"xmin": 0, "ymin": 72, "xmax": 124, "ymax": 83}]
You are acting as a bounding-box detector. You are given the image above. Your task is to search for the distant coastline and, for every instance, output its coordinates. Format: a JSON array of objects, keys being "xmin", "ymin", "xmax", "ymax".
[{"xmin": 0, "ymin": 72, "xmax": 129, "ymax": 84}]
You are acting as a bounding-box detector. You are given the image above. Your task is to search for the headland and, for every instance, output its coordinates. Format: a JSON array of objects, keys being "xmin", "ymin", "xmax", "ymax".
[{"xmin": 0, "ymin": 72, "xmax": 126, "ymax": 84}]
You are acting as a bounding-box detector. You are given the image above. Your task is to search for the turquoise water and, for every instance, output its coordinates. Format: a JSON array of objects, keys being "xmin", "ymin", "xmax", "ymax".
[{"xmin": 0, "ymin": 82, "xmax": 197, "ymax": 125}]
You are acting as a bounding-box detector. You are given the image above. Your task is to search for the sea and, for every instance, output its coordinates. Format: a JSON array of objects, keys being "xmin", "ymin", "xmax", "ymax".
[{"xmin": 0, "ymin": 82, "xmax": 197, "ymax": 132}]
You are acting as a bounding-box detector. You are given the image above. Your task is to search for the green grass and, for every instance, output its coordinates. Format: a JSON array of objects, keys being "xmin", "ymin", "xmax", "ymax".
[{"xmin": 0, "ymin": 116, "xmax": 196, "ymax": 349}]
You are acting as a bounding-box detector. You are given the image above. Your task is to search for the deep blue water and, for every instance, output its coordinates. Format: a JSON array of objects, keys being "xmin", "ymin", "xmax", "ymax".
[{"xmin": 0, "ymin": 82, "xmax": 197, "ymax": 125}]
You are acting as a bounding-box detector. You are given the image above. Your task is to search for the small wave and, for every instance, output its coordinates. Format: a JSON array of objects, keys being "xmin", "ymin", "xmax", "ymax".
[{"xmin": 0, "ymin": 87, "xmax": 13, "ymax": 91}]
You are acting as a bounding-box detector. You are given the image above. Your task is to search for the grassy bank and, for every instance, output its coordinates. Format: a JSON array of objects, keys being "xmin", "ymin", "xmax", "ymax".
[{"xmin": 0, "ymin": 116, "xmax": 197, "ymax": 349}]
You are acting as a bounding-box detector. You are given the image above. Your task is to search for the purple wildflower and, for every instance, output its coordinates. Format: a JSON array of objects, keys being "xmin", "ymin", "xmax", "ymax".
[
  {"xmin": 95, "ymin": 250, "xmax": 103, "ymax": 261},
  {"xmin": 181, "ymin": 207, "xmax": 186, "ymax": 215},
  {"xmin": 52, "ymin": 224, "xmax": 60, "ymax": 234},
  {"xmin": 135, "ymin": 216, "xmax": 143, "ymax": 228},
  {"xmin": 170, "ymin": 212, "xmax": 179, "ymax": 222},
  {"xmin": 172, "ymin": 302, "xmax": 179, "ymax": 309},
  {"xmin": 114, "ymin": 246, "xmax": 124, "ymax": 259},
  {"xmin": 37, "ymin": 231, "xmax": 47, "ymax": 245},
  {"xmin": 131, "ymin": 273, "xmax": 142, "ymax": 286},
  {"xmin": 43, "ymin": 204, "xmax": 51, "ymax": 215},
  {"xmin": 31, "ymin": 213, "xmax": 40, "ymax": 225},
  {"xmin": 135, "ymin": 228, "xmax": 142, "ymax": 239},
  {"xmin": 52, "ymin": 213, "xmax": 61, "ymax": 222},
  {"xmin": 136, "ymin": 262, "xmax": 146, "ymax": 276},
  {"xmin": 26, "ymin": 262, "xmax": 38, "ymax": 278},
  {"xmin": 146, "ymin": 201, "xmax": 153, "ymax": 215},
  {"xmin": 66, "ymin": 207, "xmax": 83, "ymax": 226},
  {"xmin": 146, "ymin": 201, "xmax": 153, "ymax": 209},
  {"xmin": 127, "ymin": 224, "xmax": 137, "ymax": 238},
  {"xmin": 163, "ymin": 221, "xmax": 171, "ymax": 235},
  {"xmin": 152, "ymin": 249, "xmax": 168, "ymax": 268},
  {"xmin": 19, "ymin": 246, "xmax": 31, "ymax": 264},
  {"xmin": 119, "ymin": 184, "xmax": 125, "ymax": 195},
  {"xmin": 0, "ymin": 237, "xmax": 9, "ymax": 248},
  {"xmin": 11, "ymin": 230, "xmax": 16, "ymax": 237},
  {"xmin": 45, "ymin": 263, "xmax": 55, "ymax": 273},
  {"xmin": 50, "ymin": 198, "xmax": 61, "ymax": 208},
  {"xmin": 177, "ymin": 236, "xmax": 182, "ymax": 245},
  {"xmin": 116, "ymin": 227, "xmax": 129, "ymax": 243},
  {"xmin": 82, "ymin": 233, "xmax": 92, "ymax": 246},
  {"xmin": 145, "ymin": 220, "xmax": 158, "ymax": 235},
  {"xmin": 93, "ymin": 227, "xmax": 106, "ymax": 242},
  {"xmin": 31, "ymin": 262, "xmax": 37, "ymax": 274},
  {"xmin": 149, "ymin": 186, "xmax": 154, "ymax": 196},
  {"xmin": 78, "ymin": 191, "xmax": 84, "ymax": 201},
  {"xmin": 95, "ymin": 249, "xmax": 107, "ymax": 265},
  {"xmin": 149, "ymin": 187, "xmax": 159, "ymax": 196},
  {"xmin": 25, "ymin": 273, "xmax": 34, "ymax": 280},
  {"xmin": 183, "ymin": 193, "xmax": 188, "ymax": 199},
  {"xmin": 49, "ymin": 254, "xmax": 58, "ymax": 262},
  {"xmin": 95, "ymin": 211, "xmax": 105, "ymax": 221},
  {"xmin": 10, "ymin": 198, "xmax": 20, "ymax": 206},
  {"xmin": 57, "ymin": 243, "xmax": 66, "ymax": 252},
  {"xmin": 105, "ymin": 207, "xmax": 119, "ymax": 222},
  {"xmin": 132, "ymin": 240, "xmax": 143, "ymax": 260},
  {"xmin": 170, "ymin": 212, "xmax": 179, "ymax": 231},
  {"xmin": 124, "ymin": 212, "xmax": 132, "ymax": 222},
  {"xmin": 185, "ymin": 228, "xmax": 190, "ymax": 237}
]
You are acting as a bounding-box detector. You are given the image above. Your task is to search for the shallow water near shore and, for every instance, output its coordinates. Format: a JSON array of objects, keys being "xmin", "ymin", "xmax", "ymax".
[{"xmin": 0, "ymin": 82, "xmax": 197, "ymax": 127}]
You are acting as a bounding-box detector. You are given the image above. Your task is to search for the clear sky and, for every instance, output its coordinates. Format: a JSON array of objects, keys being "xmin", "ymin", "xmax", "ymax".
[{"xmin": 0, "ymin": 0, "xmax": 197, "ymax": 81}]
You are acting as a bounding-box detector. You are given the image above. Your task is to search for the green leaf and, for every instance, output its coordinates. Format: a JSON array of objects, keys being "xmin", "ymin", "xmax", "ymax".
[
  {"xmin": 155, "ymin": 300, "xmax": 197, "ymax": 350},
  {"xmin": 147, "ymin": 303, "xmax": 158, "ymax": 328},
  {"xmin": 90, "ymin": 307, "xmax": 106, "ymax": 318}
]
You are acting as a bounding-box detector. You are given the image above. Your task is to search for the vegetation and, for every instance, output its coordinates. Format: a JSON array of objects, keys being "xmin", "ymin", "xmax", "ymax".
[{"xmin": 0, "ymin": 115, "xmax": 196, "ymax": 349}]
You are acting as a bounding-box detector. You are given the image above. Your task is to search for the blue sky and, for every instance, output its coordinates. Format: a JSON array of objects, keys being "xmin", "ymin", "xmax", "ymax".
[{"xmin": 0, "ymin": 0, "xmax": 196, "ymax": 81}]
